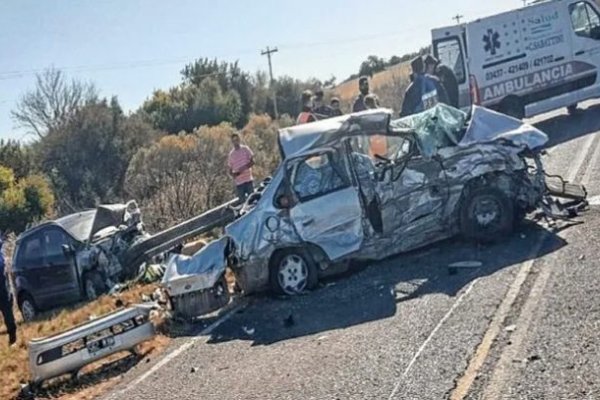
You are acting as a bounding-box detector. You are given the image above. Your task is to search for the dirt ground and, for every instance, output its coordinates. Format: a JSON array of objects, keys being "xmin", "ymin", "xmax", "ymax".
[{"xmin": 0, "ymin": 284, "xmax": 170, "ymax": 400}]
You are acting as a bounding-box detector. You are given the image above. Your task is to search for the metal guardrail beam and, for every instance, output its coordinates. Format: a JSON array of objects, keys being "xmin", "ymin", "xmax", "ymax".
[{"xmin": 122, "ymin": 199, "xmax": 238, "ymax": 274}]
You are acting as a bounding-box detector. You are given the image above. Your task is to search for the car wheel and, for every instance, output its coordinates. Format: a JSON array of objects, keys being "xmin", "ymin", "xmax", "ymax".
[
  {"xmin": 83, "ymin": 272, "xmax": 106, "ymax": 301},
  {"xmin": 19, "ymin": 293, "xmax": 37, "ymax": 322},
  {"xmin": 460, "ymin": 186, "xmax": 514, "ymax": 243},
  {"xmin": 269, "ymin": 249, "xmax": 318, "ymax": 296}
]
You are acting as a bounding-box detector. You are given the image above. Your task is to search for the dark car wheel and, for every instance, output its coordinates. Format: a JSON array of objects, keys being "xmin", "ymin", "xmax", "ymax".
[
  {"xmin": 269, "ymin": 249, "xmax": 318, "ymax": 296},
  {"xmin": 18, "ymin": 293, "xmax": 37, "ymax": 322},
  {"xmin": 460, "ymin": 187, "xmax": 514, "ymax": 243},
  {"xmin": 83, "ymin": 272, "xmax": 106, "ymax": 300}
]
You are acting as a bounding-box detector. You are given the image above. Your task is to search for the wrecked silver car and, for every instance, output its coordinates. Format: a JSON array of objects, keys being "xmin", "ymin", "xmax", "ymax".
[{"xmin": 166, "ymin": 105, "xmax": 585, "ymax": 302}]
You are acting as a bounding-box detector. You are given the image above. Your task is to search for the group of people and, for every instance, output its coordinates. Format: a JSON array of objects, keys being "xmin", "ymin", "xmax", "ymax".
[
  {"xmin": 296, "ymin": 53, "xmax": 459, "ymax": 125},
  {"xmin": 226, "ymin": 54, "xmax": 460, "ymax": 211},
  {"xmin": 400, "ymin": 54, "xmax": 459, "ymax": 117}
]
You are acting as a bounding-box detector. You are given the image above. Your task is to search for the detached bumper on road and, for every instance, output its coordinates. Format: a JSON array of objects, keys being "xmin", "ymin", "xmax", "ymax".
[{"xmin": 28, "ymin": 305, "xmax": 155, "ymax": 385}]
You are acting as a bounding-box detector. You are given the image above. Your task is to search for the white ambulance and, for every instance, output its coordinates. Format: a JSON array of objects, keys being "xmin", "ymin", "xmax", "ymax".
[{"xmin": 431, "ymin": 0, "xmax": 600, "ymax": 118}]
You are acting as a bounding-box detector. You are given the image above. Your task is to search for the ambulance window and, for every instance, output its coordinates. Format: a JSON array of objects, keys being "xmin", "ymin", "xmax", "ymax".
[
  {"xmin": 434, "ymin": 38, "xmax": 466, "ymax": 84},
  {"xmin": 570, "ymin": 2, "xmax": 600, "ymax": 39}
]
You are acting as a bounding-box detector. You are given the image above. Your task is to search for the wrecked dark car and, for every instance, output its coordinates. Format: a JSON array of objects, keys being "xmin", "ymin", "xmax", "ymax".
[
  {"xmin": 163, "ymin": 104, "xmax": 586, "ymax": 314},
  {"xmin": 13, "ymin": 200, "xmax": 148, "ymax": 321}
]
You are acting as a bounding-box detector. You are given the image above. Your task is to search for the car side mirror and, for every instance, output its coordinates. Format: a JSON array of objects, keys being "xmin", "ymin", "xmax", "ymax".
[
  {"xmin": 61, "ymin": 244, "xmax": 75, "ymax": 257},
  {"xmin": 275, "ymin": 194, "xmax": 291, "ymax": 209}
]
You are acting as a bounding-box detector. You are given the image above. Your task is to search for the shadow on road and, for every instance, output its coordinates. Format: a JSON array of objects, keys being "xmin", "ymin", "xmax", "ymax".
[
  {"xmin": 204, "ymin": 221, "xmax": 568, "ymax": 347},
  {"xmin": 535, "ymin": 104, "xmax": 600, "ymax": 149}
]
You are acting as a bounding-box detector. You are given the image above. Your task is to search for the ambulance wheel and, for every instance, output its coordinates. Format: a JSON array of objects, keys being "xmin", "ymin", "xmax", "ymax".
[
  {"xmin": 500, "ymin": 96, "xmax": 524, "ymax": 120},
  {"xmin": 567, "ymin": 104, "xmax": 579, "ymax": 115}
]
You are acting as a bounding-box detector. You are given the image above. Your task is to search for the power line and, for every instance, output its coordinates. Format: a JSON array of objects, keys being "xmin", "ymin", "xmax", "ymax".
[
  {"xmin": 0, "ymin": 27, "xmax": 426, "ymax": 82},
  {"xmin": 261, "ymin": 46, "xmax": 279, "ymax": 119}
]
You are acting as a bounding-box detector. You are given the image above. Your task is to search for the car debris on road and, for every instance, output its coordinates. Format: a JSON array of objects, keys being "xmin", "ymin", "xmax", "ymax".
[{"xmin": 27, "ymin": 304, "xmax": 156, "ymax": 388}]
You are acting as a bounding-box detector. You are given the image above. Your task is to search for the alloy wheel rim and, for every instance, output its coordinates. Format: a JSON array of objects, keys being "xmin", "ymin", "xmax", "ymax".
[
  {"xmin": 22, "ymin": 300, "xmax": 35, "ymax": 321},
  {"xmin": 278, "ymin": 255, "xmax": 308, "ymax": 295}
]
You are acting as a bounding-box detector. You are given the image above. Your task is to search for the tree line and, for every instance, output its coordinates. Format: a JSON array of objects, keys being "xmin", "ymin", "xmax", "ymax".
[{"xmin": 2, "ymin": 48, "xmax": 423, "ymax": 234}]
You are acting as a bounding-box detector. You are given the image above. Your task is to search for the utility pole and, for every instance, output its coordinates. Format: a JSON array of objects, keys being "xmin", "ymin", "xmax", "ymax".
[
  {"xmin": 453, "ymin": 14, "xmax": 464, "ymax": 24},
  {"xmin": 261, "ymin": 46, "xmax": 279, "ymax": 119}
]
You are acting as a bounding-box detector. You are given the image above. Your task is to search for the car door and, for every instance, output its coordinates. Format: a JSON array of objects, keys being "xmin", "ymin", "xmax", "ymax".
[
  {"xmin": 378, "ymin": 152, "xmax": 449, "ymax": 250},
  {"xmin": 16, "ymin": 233, "xmax": 48, "ymax": 305},
  {"xmin": 42, "ymin": 227, "xmax": 81, "ymax": 304},
  {"xmin": 432, "ymin": 27, "xmax": 471, "ymax": 109},
  {"xmin": 569, "ymin": 1, "xmax": 600, "ymax": 100},
  {"xmin": 286, "ymin": 149, "xmax": 365, "ymax": 261}
]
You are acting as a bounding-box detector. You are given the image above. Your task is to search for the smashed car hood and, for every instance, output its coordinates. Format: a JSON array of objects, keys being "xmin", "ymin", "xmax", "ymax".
[
  {"xmin": 460, "ymin": 106, "xmax": 548, "ymax": 150},
  {"xmin": 162, "ymin": 237, "xmax": 230, "ymax": 297},
  {"xmin": 389, "ymin": 104, "xmax": 548, "ymax": 158}
]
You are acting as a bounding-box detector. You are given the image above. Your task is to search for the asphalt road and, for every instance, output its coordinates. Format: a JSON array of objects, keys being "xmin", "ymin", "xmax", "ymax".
[{"xmin": 104, "ymin": 101, "xmax": 600, "ymax": 400}]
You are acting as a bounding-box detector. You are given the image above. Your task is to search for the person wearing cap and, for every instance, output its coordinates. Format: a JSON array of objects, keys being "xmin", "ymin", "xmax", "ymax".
[
  {"xmin": 0, "ymin": 238, "xmax": 16, "ymax": 346},
  {"xmin": 352, "ymin": 76, "xmax": 370, "ymax": 113},
  {"xmin": 330, "ymin": 97, "xmax": 343, "ymax": 117},
  {"xmin": 400, "ymin": 56, "xmax": 448, "ymax": 117},
  {"xmin": 296, "ymin": 90, "xmax": 317, "ymax": 124},
  {"xmin": 425, "ymin": 55, "xmax": 459, "ymax": 108},
  {"xmin": 313, "ymin": 89, "xmax": 333, "ymax": 119}
]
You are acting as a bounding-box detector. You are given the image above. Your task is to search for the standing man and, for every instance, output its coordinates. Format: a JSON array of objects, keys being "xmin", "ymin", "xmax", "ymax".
[
  {"xmin": 228, "ymin": 133, "xmax": 255, "ymax": 203},
  {"xmin": 296, "ymin": 90, "xmax": 316, "ymax": 124},
  {"xmin": 313, "ymin": 89, "xmax": 333, "ymax": 119},
  {"xmin": 352, "ymin": 76, "xmax": 370, "ymax": 113},
  {"xmin": 0, "ymin": 237, "xmax": 17, "ymax": 346},
  {"xmin": 425, "ymin": 55, "xmax": 459, "ymax": 108},
  {"xmin": 401, "ymin": 56, "xmax": 448, "ymax": 117},
  {"xmin": 330, "ymin": 97, "xmax": 343, "ymax": 117}
]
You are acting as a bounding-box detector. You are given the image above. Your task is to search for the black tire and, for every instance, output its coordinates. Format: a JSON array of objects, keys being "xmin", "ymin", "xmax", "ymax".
[
  {"xmin": 269, "ymin": 249, "xmax": 318, "ymax": 296},
  {"xmin": 460, "ymin": 186, "xmax": 514, "ymax": 243},
  {"xmin": 83, "ymin": 272, "xmax": 106, "ymax": 300},
  {"xmin": 567, "ymin": 104, "xmax": 579, "ymax": 115},
  {"xmin": 18, "ymin": 293, "xmax": 37, "ymax": 322},
  {"xmin": 500, "ymin": 96, "xmax": 525, "ymax": 120}
]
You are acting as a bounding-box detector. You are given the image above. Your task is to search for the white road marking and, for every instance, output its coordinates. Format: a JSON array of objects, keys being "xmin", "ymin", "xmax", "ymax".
[
  {"xmin": 388, "ymin": 280, "xmax": 477, "ymax": 400},
  {"xmin": 105, "ymin": 300, "xmax": 247, "ymax": 399},
  {"xmin": 449, "ymin": 129, "xmax": 599, "ymax": 400}
]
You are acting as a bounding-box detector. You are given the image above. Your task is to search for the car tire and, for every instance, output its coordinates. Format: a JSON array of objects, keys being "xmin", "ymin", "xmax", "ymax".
[
  {"xmin": 460, "ymin": 186, "xmax": 514, "ymax": 243},
  {"xmin": 18, "ymin": 293, "xmax": 37, "ymax": 322},
  {"xmin": 83, "ymin": 272, "xmax": 106, "ymax": 301},
  {"xmin": 500, "ymin": 96, "xmax": 525, "ymax": 120},
  {"xmin": 269, "ymin": 249, "xmax": 318, "ymax": 296}
]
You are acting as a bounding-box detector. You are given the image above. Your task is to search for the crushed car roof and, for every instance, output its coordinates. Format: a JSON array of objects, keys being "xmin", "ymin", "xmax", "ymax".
[
  {"xmin": 279, "ymin": 105, "xmax": 548, "ymax": 160},
  {"xmin": 278, "ymin": 109, "xmax": 394, "ymax": 158}
]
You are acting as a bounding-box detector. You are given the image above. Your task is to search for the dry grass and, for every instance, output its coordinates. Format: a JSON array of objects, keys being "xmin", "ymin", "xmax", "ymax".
[
  {"xmin": 332, "ymin": 63, "xmax": 412, "ymax": 112},
  {"xmin": 0, "ymin": 284, "xmax": 169, "ymax": 400}
]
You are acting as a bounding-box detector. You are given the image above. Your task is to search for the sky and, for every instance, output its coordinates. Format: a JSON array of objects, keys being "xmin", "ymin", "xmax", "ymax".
[{"xmin": 0, "ymin": 0, "xmax": 519, "ymax": 141}]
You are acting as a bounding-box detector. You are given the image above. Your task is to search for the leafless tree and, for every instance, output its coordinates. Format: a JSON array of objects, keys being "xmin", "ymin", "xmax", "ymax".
[{"xmin": 11, "ymin": 67, "xmax": 98, "ymax": 139}]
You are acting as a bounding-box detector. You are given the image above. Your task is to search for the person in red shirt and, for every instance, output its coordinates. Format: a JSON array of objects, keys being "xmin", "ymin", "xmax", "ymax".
[{"xmin": 228, "ymin": 133, "xmax": 255, "ymax": 203}]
